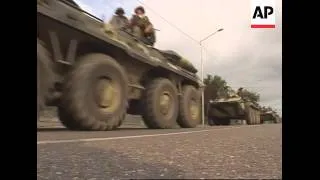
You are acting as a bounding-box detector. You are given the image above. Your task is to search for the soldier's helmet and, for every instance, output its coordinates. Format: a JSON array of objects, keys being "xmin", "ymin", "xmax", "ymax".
[
  {"xmin": 238, "ymin": 87, "xmax": 243, "ymax": 91},
  {"xmin": 134, "ymin": 6, "xmax": 145, "ymax": 14},
  {"xmin": 115, "ymin": 7, "xmax": 125, "ymax": 15}
]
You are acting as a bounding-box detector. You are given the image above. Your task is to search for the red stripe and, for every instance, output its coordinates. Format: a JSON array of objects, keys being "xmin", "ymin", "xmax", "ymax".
[{"xmin": 251, "ymin": 24, "xmax": 275, "ymax": 28}]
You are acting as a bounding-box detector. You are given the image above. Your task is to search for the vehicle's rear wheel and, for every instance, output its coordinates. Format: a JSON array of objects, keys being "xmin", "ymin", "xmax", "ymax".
[
  {"xmin": 141, "ymin": 78, "xmax": 178, "ymax": 129},
  {"xmin": 246, "ymin": 106, "xmax": 254, "ymax": 125},
  {"xmin": 251, "ymin": 109, "xmax": 255, "ymax": 125},
  {"xmin": 177, "ymin": 85, "xmax": 201, "ymax": 128},
  {"xmin": 116, "ymin": 113, "xmax": 126, "ymax": 128},
  {"xmin": 58, "ymin": 53, "xmax": 128, "ymax": 131},
  {"xmin": 207, "ymin": 117, "xmax": 215, "ymax": 126},
  {"xmin": 211, "ymin": 118, "xmax": 223, "ymax": 125},
  {"xmin": 37, "ymin": 39, "xmax": 55, "ymax": 116},
  {"xmin": 212, "ymin": 118, "xmax": 220, "ymax": 125},
  {"xmin": 220, "ymin": 118, "xmax": 231, "ymax": 125},
  {"xmin": 256, "ymin": 110, "xmax": 261, "ymax": 124},
  {"xmin": 260, "ymin": 116, "xmax": 264, "ymax": 124},
  {"xmin": 252, "ymin": 109, "xmax": 257, "ymax": 125}
]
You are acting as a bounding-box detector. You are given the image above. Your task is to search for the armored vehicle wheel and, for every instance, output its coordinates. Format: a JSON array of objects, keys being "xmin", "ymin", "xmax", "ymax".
[
  {"xmin": 274, "ymin": 117, "xmax": 280, "ymax": 124},
  {"xmin": 260, "ymin": 116, "xmax": 264, "ymax": 124},
  {"xmin": 220, "ymin": 118, "xmax": 231, "ymax": 125},
  {"xmin": 212, "ymin": 118, "xmax": 221, "ymax": 125},
  {"xmin": 211, "ymin": 118, "xmax": 224, "ymax": 125},
  {"xmin": 246, "ymin": 106, "xmax": 254, "ymax": 125},
  {"xmin": 116, "ymin": 113, "xmax": 126, "ymax": 128},
  {"xmin": 177, "ymin": 85, "xmax": 201, "ymax": 128},
  {"xmin": 256, "ymin": 110, "xmax": 261, "ymax": 124},
  {"xmin": 37, "ymin": 39, "xmax": 55, "ymax": 113},
  {"xmin": 142, "ymin": 78, "xmax": 179, "ymax": 129},
  {"xmin": 207, "ymin": 117, "xmax": 215, "ymax": 126},
  {"xmin": 251, "ymin": 109, "xmax": 256, "ymax": 125},
  {"xmin": 57, "ymin": 107, "xmax": 81, "ymax": 130},
  {"xmin": 253, "ymin": 109, "xmax": 258, "ymax": 125},
  {"xmin": 58, "ymin": 53, "xmax": 128, "ymax": 131}
]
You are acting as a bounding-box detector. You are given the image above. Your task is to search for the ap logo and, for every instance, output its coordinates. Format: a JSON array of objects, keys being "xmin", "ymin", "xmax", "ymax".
[{"xmin": 251, "ymin": 0, "xmax": 276, "ymax": 28}]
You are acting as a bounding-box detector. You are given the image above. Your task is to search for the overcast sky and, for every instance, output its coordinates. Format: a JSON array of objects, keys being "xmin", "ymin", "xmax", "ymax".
[{"xmin": 74, "ymin": 0, "xmax": 282, "ymax": 115}]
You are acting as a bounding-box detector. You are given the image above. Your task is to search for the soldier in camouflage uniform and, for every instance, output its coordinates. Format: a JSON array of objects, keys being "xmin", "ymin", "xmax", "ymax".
[
  {"xmin": 108, "ymin": 8, "xmax": 129, "ymax": 30},
  {"xmin": 129, "ymin": 6, "xmax": 156, "ymax": 46},
  {"xmin": 237, "ymin": 87, "xmax": 244, "ymax": 98},
  {"xmin": 217, "ymin": 86, "xmax": 229, "ymax": 98}
]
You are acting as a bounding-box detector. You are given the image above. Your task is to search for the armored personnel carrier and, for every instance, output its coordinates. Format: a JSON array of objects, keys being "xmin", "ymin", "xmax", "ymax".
[
  {"xmin": 207, "ymin": 88, "xmax": 261, "ymax": 125},
  {"xmin": 37, "ymin": 0, "xmax": 203, "ymax": 130},
  {"xmin": 260, "ymin": 109, "xmax": 281, "ymax": 124}
]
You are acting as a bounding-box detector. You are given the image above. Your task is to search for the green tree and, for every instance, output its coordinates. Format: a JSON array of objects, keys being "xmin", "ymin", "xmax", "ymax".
[
  {"xmin": 203, "ymin": 74, "xmax": 228, "ymax": 116},
  {"xmin": 239, "ymin": 89, "xmax": 260, "ymax": 103}
]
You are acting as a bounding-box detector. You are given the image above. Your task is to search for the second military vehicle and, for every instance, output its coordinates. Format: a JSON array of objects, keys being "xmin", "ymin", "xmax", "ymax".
[
  {"xmin": 207, "ymin": 88, "xmax": 261, "ymax": 125},
  {"xmin": 260, "ymin": 109, "xmax": 281, "ymax": 124},
  {"xmin": 37, "ymin": 0, "xmax": 203, "ymax": 130}
]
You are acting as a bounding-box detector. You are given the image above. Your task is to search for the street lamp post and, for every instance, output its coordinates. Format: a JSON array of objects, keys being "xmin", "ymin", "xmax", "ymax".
[{"xmin": 200, "ymin": 28, "xmax": 224, "ymax": 127}]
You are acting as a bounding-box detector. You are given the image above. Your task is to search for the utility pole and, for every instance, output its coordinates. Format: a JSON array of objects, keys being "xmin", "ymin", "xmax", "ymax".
[{"xmin": 199, "ymin": 28, "xmax": 224, "ymax": 127}]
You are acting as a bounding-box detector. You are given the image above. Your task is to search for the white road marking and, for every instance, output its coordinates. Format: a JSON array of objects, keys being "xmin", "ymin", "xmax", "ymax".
[{"xmin": 37, "ymin": 126, "xmax": 249, "ymax": 145}]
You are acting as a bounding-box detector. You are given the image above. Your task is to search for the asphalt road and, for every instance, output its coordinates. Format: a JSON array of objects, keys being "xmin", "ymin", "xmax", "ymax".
[{"xmin": 37, "ymin": 123, "xmax": 282, "ymax": 179}]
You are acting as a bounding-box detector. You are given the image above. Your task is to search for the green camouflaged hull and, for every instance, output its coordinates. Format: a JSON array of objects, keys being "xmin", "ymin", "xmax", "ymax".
[
  {"xmin": 176, "ymin": 57, "xmax": 198, "ymax": 73},
  {"xmin": 260, "ymin": 111, "xmax": 280, "ymax": 123},
  {"xmin": 208, "ymin": 97, "xmax": 259, "ymax": 119},
  {"xmin": 103, "ymin": 24, "xmax": 198, "ymax": 74},
  {"xmin": 208, "ymin": 99, "xmax": 246, "ymax": 119}
]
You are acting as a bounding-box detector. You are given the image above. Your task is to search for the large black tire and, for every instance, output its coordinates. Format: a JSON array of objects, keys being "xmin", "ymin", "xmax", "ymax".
[
  {"xmin": 251, "ymin": 109, "xmax": 256, "ymax": 125},
  {"xmin": 209, "ymin": 118, "xmax": 224, "ymax": 125},
  {"xmin": 260, "ymin": 115, "xmax": 264, "ymax": 124},
  {"xmin": 256, "ymin": 110, "xmax": 261, "ymax": 124},
  {"xmin": 212, "ymin": 118, "xmax": 221, "ymax": 125},
  {"xmin": 177, "ymin": 85, "xmax": 201, "ymax": 128},
  {"xmin": 58, "ymin": 53, "xmax": 128, "ymax": 131},
  {"xmin": 141, "ymin": 78, "xmax": 179, "ymax": 129},
  {"xmin": 207, "ymin": 117, "xmax": 215, "ymax": 126},
  {"xmin": 252, "ymin": 109, "xmax": 257, "ymax": 125},
  {"xmin": 220, "ymin": 118, "xmax": 231, "ymax": 125},
  {"xmin": 274, "ymin": 116, "xmax": 280, "ymax": 124},
  {"xmin": 37, "ymin": 39, "xmax": 55, "ymax": 113},
  {"xmin": 246, "ymin": 106, "xmax": 254, "ymax": 125},
  {"xmin": 116, "ymin": 113, "xmax": 126, "ymax": 128}
]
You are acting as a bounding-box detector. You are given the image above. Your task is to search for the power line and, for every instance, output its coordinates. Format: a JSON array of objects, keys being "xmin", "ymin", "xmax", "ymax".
[
  {"xmin": 105, "ymin": 0, "xmax": 221, "ymax": 67},
  {"xmin": 135, "ymin": 0, "xmax": 199, "ymax": 44},
  {"xmin": 134, "ymin": 0, "xmax": 223, "ymax": 67}
]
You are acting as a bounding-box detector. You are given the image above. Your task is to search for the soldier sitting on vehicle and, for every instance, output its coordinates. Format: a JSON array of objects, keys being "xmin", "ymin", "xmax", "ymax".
[
  {"xmin": 108, "ymin": 7, "xmax": 129, "ymax": 30},
  {"xmin": 128, "ymin": 6, "xmax": 156, "ymax": 46},
  {"xmin": 216, "ymin": 87, "xmax": 227, "ymax": 98},
  {"xmin": 217, "ymin": 86, "xmax": 236, "ymax": 98},
  {"xmin": 227, "ymin": 86, "xmax": 238, "ymax": 98},
  {"xmin": 237, "ymin": 87, "xmax": 244, "ymax": 97}
]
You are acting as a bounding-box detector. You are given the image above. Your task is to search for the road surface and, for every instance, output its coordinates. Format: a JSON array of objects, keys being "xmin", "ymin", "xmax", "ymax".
[{"xmin": 37, "ymin": 123, "xmax": 282, "ymax": 179}]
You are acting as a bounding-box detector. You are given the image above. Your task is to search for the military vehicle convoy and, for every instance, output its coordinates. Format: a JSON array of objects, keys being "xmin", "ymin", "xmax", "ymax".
[
  {"xmin": 37, "ymin": 0, "xmax": 203, "ymax": 131},
  {"xmin": 207, "ymin": 89, "xmax": 261, "ymax": 126}
]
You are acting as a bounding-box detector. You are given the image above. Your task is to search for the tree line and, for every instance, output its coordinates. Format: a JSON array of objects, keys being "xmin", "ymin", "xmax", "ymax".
[{"xmin": 203, "ymin": 74, "xmax": 279, "ymax": 116}]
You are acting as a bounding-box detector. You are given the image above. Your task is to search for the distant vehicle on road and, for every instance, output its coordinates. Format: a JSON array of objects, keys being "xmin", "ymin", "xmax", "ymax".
[
  {"xmin": 207, "ymin": 88, "xmax": 261, "ymax": 126},
  {"xmin": 260, "ymin": 110, "xmax": 281, "ymax": 124}
]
